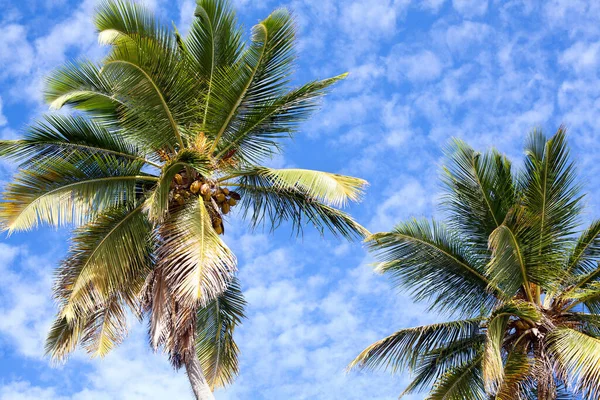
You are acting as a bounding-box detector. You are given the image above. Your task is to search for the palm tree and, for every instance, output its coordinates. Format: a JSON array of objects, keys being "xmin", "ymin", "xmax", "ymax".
[
  {"xmin": 349, "ymin": 129, "xmax": 600, "ymax": 399},
  {"xmin": 0, "ymin": 1, "xmax": 368, "ymax": 398}
]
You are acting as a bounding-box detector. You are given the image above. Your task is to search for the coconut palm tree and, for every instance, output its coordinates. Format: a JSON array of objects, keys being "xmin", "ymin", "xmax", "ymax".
[
  {"xmin": 0, "ymin": 1, "xmax": 368, "ymax": 399},
  {"xmin": 349, "ymin": 129, "xmax": 600, "ymax": 399}
]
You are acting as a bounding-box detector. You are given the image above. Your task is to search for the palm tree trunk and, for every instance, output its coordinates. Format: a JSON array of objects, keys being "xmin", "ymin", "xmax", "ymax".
[
  {"xmin": 537, "ymin": 380, "xmax": 547, "ymax": 400},
  {"xmin": 184, "ymin": 351, "xmax": 215, "ymax": 400}
]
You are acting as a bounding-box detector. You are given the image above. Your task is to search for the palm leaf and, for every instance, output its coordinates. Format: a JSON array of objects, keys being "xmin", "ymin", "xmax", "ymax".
[
  {"xmin": 425, "ymin": 353, "xmax": 486, "ymax": 400},
  {"xmin": 487, "ymin": 222, "xmax": 536, "ymax": 301},
  {"xmin": 227, "ymin": 167, "xmax": 366, "ymax": 207},
  {"xmin": 95, "ymin": 0, "xmax": 173, "ymax": 47},
  {"xmin": 0, "ymin": 155, "xmax": 155, "ymax": 232},
  {"xmin": 55, "ymin": 201, "xmax": 152, "ymax": 320},
  {"xmin": 80, "ymin": 293, "xmax": 129, "ymax": 357},
  {"xmin": 45, "ymin": 315, "xmax": 86, "ymax": 363},
  {"xmin": 187, "ymin": 0, "xmax": 243, "ymax": 131},
  {"xmin": 348, "ymin": 319, "xmax": 482, "ymax": 374},
  {"xmin": 519, "ymin": 128, "xmax": 582, "ymax": 286},
  {"xmin": 234, "ymin": 172, "xmax": 368, "ymax": 240},
  {"xmin": 215, "ymin": 74, "xmax": 347, "ymax": 164},
  {"xmin": 483, "ymin": 301, "xmax": 541, "ymax": 393},
  {"xmin": 45, "ymin": 60, "xmax": 123, "ymax": 117},
  {"xmin": 207, "ymin": 7, "xmax": 295, "ymax": 151},
  {"xmin": 565, "ymin": 220, "xmax": 600, "ymax": 277},
  {"xmin": 441, "ymin": 139, "xmax": 516, "ymax": 254},
  {"xmin": 400, "ymin": 336, "xmax": 485, "ymax": 397},
  {"xmin": 367, "ymin": 219, "xmax": 500, "ymax": 315},
  {"xmin": 156, "ymin": 196, "xmax": 236, "ymax": 307},
  {"xmin": 0, "ymin": 114, "xmax": 153, "ymax": 167},
  {"xmin": 196, "ymin": 277, "xmax": 246, "ymax": 389},
  {"xmin": 547, "ymin": 328, "xmax": 600, "ymax": 398}
]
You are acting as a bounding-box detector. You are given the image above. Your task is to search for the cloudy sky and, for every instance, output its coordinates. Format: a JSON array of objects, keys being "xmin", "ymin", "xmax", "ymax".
[{"xmin": 1, "ymin": 0, "xmax": 600, "ymax": 398}]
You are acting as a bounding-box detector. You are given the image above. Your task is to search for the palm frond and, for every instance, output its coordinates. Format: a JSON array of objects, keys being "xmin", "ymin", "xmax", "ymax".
[
  {"xmin": 234, "ymin": 171, "xmax": 368, "ymax": 240},
  {"xmin": 101, "ymin": 44, "xmax": 189, "ymax": 150},
  {"xmin": 95, "ymin": 0, "xmax": 173, "ymax": 47},
  {"xmin": 188, "ymin": 0, "xmax": 243, "ymax": 76},
  {"xmin": 196, "ymin": 277, "xmax": 246, "ymax": 389},
  {"xmin": 0, "ymin": 114, "xmax": 152, "ymax": 167},
  {"xmin": 561, "ymin": 282, "xmax": 600, "ymax": 313},
  {"xmin": 483, "ymin": 300, "xmax": 542, "ymax": 394},
  {"xmin": 45, "ymin": 315, "xmax": 86, "ymax": 363},
  {"xmin": 0, "ymin": 155, "xmax": 154, "ymax": 232},
  {"xmin": 215, "ymin": 74, "xmax": 347, "ymax": 164},
  {"xmin": 156, "ymin": 196, "xmax": 236, "ymax": 307},
  {"xmin": 348, "ymin": 318, "xmax": 482, "ymax": 374},
  {"xmin": 55, "ymin": 201, "xmax": 151, "ymax": 320},
  {"xmin": 483, "ymin": 301, "xmax": 541, "ymax": 393},
  {"xmin": 425, "ymin": 353, "xmax": 486, "ymax": 400},
  {"xmin": 80, "ymin": 293, "xmax": 129, "ymax": 357},
  {"xmin": 45, "ymin": 60, "xmax": 123, "ymax": 117},
  {"xmin": 547, "ymin": 328, "xmax": 600, "ymax": 398},
  {"xmin": 400, "ymin": 336, "xmax": 485, "ymax": 397},
  {"xmin": 519, "ymin": 128, "xmax": 582, "ymax": 284},
  {"xmin": 565, "ymin": 220, "xmax": 600, "ymax": 277},
  {"xmin": 207, "ymin": 7, "xmax": 295, "ymax": 151},
  {"xmin": 367, "ymin": 219, "xmax": 500, "ymax": 316},
  {"xmin": 187, "ymin": 0, "xmax": 243, "ymax": 132},
  {"xmin": 227, "ymin": 167, "xmax": 366, "ymax": 207},
  {"xmin": 495, "ymin": 349, "xmax": 534, "ymax": 400},
  {"xmin": 441, "ymin": 139, "xmax": 516, "ymax": 254},
  {"xmin": 487, "ymin": 223, "xmax": 535, "ymax": 301}
]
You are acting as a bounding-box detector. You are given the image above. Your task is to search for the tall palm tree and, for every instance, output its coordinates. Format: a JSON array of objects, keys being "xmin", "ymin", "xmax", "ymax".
[
  {"xmin": 349, "ymin": 129, "xmax": 600, "ymax": 399},
  {"xmin": 0, "ymin": 1, "xmax": 368, "ymax": 398}
]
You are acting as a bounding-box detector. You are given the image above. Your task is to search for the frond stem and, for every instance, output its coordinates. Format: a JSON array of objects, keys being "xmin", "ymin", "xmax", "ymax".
[
  {"xmin": 103, "ymin": 60, "xmax": 185, "ymax": 149},
  {"xmin": 209, "ymin": 23, "xmax": 269, "ymax": 154}
]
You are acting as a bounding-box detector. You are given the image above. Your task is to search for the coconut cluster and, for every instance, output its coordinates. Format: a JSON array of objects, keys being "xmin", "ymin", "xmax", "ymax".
[{"xmin": 169, "ymin": 170, "xmax": 241, "ymax": 235}]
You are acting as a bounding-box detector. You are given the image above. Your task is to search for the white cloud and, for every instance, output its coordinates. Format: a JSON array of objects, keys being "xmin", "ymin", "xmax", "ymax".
[
  {"xmin": 382, "ymin": 97, "xmax": 412, "ymax": 148},
  {"xmin": 340, "ymin": 0, "xmax": 409, "ymax": 39},
  {"xmin": 452, "ymin": 0, "xmax": 488, "ymax": 17},
  {"xmin": 421, "ymin": 0, "xmax": 447, "ymax": 12},
  {"xmin": 370, "ymin": 179, "xmax": 429, "ymax": 231},
  {"xmin": 387, "ymin": 49, "xmax": 444, "ymax": 83},
  {"xmin": 445, "ymin": 21, "xmax": 492, "ymax": 53},
  {"xmin": 560, "ymin": 41, "xmax": 600, "ymax": 73},
  {"xmin": 0, "ymin": 24, "xmax": 35, "ymax": 78},
  {"xmin": 0, "ymin": 246, "xmax": 55, "ymax": 358},
  {"xmin": 0, "ymin": 96, "xmax": 7, "ymax": 126},
  {"xmin": 177, "ymin": 0, "xmax": 196, "ymax": 34},
  {"xmin": 0, "ymin": 382, "xmax": 69, "ymax": 400}
]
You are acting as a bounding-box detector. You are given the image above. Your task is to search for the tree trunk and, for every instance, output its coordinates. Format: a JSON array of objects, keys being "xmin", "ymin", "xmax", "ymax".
[{"xmin": 184, "ymin": 351, "xmax": 215, "ymax": 400}]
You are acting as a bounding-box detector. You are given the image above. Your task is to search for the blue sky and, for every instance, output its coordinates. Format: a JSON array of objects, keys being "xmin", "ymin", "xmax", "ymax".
[{"xmin": 1, "ymin": 0, "xmax": 600, "ymax": 398}]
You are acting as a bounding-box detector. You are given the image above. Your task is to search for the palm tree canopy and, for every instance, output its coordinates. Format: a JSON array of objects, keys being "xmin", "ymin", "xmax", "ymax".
[
  {"xmin": 0, "ymin": 0, "xmax": 368, "ymax": 390},
  {"xmin": 350, "ymin": 129, "xmax": 600, "ymax": 399}
]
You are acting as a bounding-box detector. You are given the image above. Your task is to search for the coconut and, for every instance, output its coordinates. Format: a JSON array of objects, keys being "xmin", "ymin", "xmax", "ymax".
[
  {"xmin": 221, "ymin": 202, "xmax": 230, "ymax": 214},
  {"xmin": 215, "ymin": 193, "xmax": 226, "ymax": 203},
  {"xmin": 173, "ymin": 193, "xmax": 184, "ymax": 205},
  {"xmin": 229, "ymin": 191, "xmax": 241, "ymax": 200},
  {"xmin": 222, "ymin": 188, "xmax": 230, "ymax": 195},
  {"xmin": 190, "ymin": 180, "xmax": 202, "ymax": 194},
  {"xmin": 228, "ymin": 198, "xmax": 237, "ymax": 206},
  {"xmin": 174, "ymin": 173, "xmax": 183, "ymax": 185},
  {"xmin": 200, "ymin": 183, "xmax": 211, "ymax": 196},
  {"xmin": 214, "ymin": 224, "xmax": 224, "ymax": 235}
]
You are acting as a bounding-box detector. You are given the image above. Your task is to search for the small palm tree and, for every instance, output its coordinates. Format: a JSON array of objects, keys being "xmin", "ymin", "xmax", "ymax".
[
  {"xmin": 349, "ymin": 129, "xmax": 600, "ymax": 399},
  {"xmin": 0, "ymin": 1, "xmax": 367, "ymax": 398}
]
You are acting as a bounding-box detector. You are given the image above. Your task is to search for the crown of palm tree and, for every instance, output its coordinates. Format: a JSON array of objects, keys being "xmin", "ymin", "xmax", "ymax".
[
  {"xmin": 0, "ymin": 0, "xmax": 368, "ymax": 393},
  {"xmin": 349, "ymin": 129, "xmax": 600, "ymax": 399}
]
